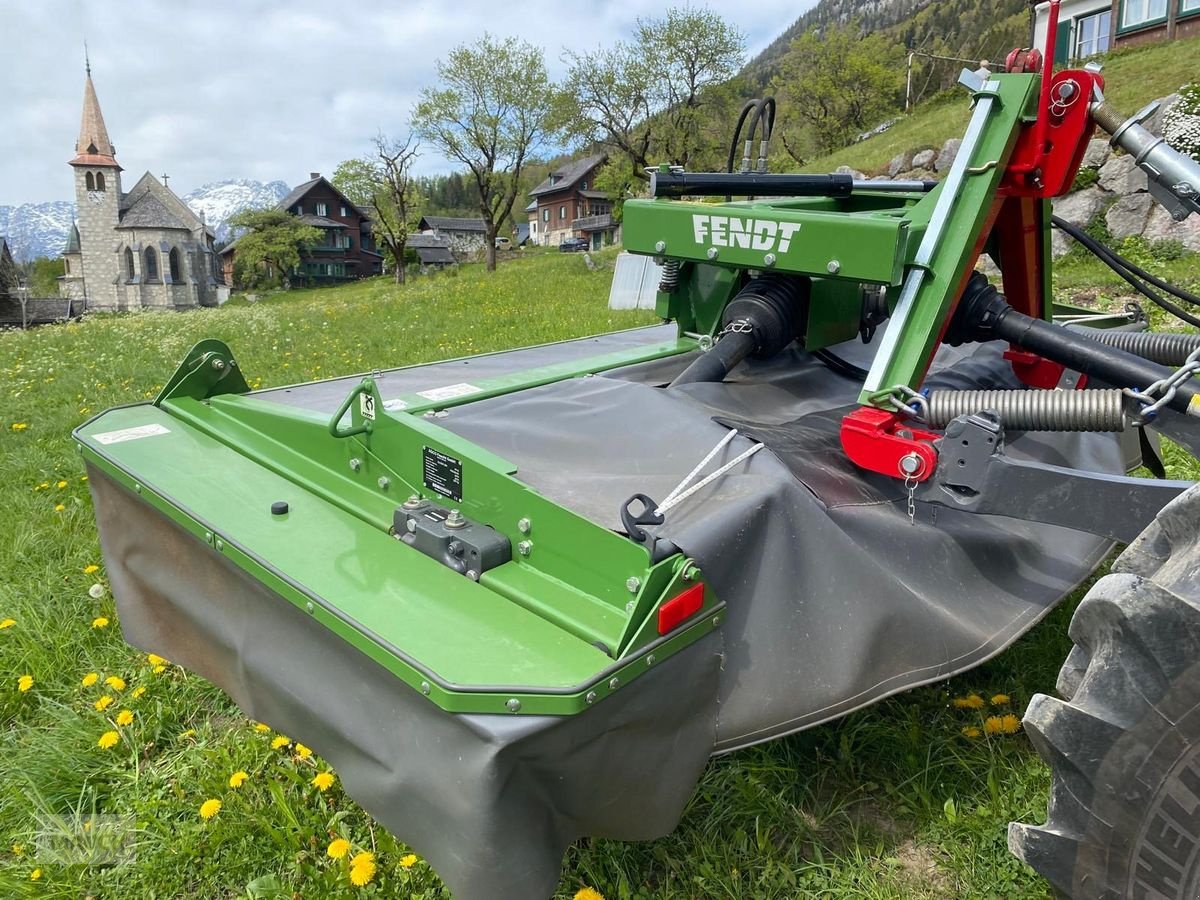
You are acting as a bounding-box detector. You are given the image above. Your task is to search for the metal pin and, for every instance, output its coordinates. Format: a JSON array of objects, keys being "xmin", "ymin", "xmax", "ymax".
[{"xmin": 506, "ymin": 698, "xmax": 521, "ymax": 712}]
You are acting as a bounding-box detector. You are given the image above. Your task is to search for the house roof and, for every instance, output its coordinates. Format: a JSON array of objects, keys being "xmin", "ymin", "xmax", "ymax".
[
  {"xmin": 524, "ymin": 200, "xmax": 538, "ymax": 213},
  {"xmin": 116, "ymin": 193, "xmax": 192, "ymax": 230},
  {"xmin": 579, "ymin": 189, "xmax": 609, "ymax": 200},
  {"xmin": 297, "ymin": 215, "xmax": 346, "ymax": 229},
  {"xmin": 64, "ymin": 224, "xmax": 81, "ymax": 254},
  {"xmin": 530, "ymin": 154, "xmax": 606, "ymax": 198},
  {"xmin": 418, "ymin": 216, "xmax": 486, "ymax": 233},
  {"xmin": 69, "ymin": 72, "xmax": 119, "ymax": 168},
  {"xmin": 414, "ymin": 246, "xmax": 457, "ymax": 265},
  {"xmin": 277, "ymin": 176, "xmax": 365, "ymax": 219},
  {"xmin": 408, "ymin": 233, "xmax": 451, "ymax": 249}
]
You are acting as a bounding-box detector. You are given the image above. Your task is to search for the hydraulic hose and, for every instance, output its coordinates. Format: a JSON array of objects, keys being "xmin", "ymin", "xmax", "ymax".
[{"xmin": 670, "ymin": 330, "xmax": 758, "ymax": 387}]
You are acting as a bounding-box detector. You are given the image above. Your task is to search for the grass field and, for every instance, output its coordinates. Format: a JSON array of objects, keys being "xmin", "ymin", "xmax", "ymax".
[
  {"xmin": 801, "ymin": 34, "xmax": 1200, "ymax": 176},
  {"xmin": 0, "ymin": 245, "xmax": 1197, "ymax": 898}
]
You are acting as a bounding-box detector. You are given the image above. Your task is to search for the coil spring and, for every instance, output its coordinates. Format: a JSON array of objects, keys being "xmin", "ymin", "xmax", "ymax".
[
  {"xmin": 925, "ymin": 389, "xmax": 1127, "ymax": 432},
  {"xmin": 658, "ymin": 259, "xmax": 681, "ymax": 293},
  {"xmin": 1078, "ymin": 328, "xmax": 1200, "ymax": 367}
]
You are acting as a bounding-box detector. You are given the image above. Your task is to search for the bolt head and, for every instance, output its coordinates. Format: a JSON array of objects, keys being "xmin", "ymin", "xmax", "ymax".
[
  {"xmin": 406, "ymin": 518, "xmax": 417, "ymax": 533},
  {"xmin": 211, "ymin": 359, "xmax": 226, "ymax": 371},
  {"xmin": 466, "ymin": 569, "xmax": 479, "ymax": 581},
  {"xmin": 646, "ymin": 654, "xmax": 656, "ymax": 666},
  {"xmin": 420, "ymin": 681, "xmax": 431, "ymax": 696},
  {"xmin": 654, "ymin": 240, "xmax": 666, "ymax": 253},
  {"xmin": 445, "ymin": 509, "xmax": 466, "ymax": 529},
  {"xmin": 505, "ymin": 698, "xmax": 521, "ymax": 712},
  {"xmin": 377, "ymin": 476, "xmax": 390, "ymax": 490},
  {"xmin": 608, "ymin": 677, "xmax": 620, "ymax": 690},
  {"xmin": 763, "ymin": 253, "xmax": 776, "ymax": 267},
  {"xmin": 215, "ymin": 538, "xmax": 224, "ymax": 551},
  {"xmin": 827, "ymin": 259, "xmax": 841, "ymax": 274},
  {"xmin": 682, "ymin": 566, "xmax": 699, "ymax": 581},
  {"xmin": 305, "ymin": 602, "xmax": 314, "ymax": 614},
  {"xmin": 586, "ymin": 690, "xmax": 597, "ymax": 704},
  {"xmin": 626, "ymin": 576, "xmax": 641, "ymax": 593},
  {"xmin": 625, "ymin": 600, "xmax": 636, "ymax": 613},
  {"xmin": 706, "ymin": 247, "xmax": 719, "ymax": 260},
  {"xmin": 403, "ymin": 495, "xmax": 424, "ymax": 509},
  {"xmin": 898, "ymin": 452, "xmax": 923, "ymax": 476},
  {"xmin": 517, "ymin": 517, "xmax": 531, "ymax": 534},
  {"xmin": 517, "ymin": 540, "xmax": 532, "ymax": 556},
  {"xmin": 349, "ymin": 458, "xmax": 362, "ymax": 472}
]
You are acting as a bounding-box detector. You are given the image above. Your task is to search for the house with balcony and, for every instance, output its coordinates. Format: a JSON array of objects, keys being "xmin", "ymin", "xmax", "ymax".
[
  {"xmin": 220, "ymin": 173, "xmax": 383, "ymax": 286},
  {"xmin": 1033, "ymin": 0, "xmax": 1199, "ymax": 65},
  {"xmin": 529, "ymin": 154, "xmax": 618, "ymax": 250}
]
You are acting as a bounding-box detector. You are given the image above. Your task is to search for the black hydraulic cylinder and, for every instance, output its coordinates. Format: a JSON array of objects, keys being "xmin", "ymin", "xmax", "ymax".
[{"xmin": 651, "ymin": 172, "xmax": 860, "ymax": 199}]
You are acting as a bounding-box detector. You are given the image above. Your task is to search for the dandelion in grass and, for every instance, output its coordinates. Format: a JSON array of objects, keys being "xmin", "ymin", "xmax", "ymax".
[
  {"xmin": 29, "ymin": 868, "xmax": 41, "ymax": 880},
  {"xmin": 97, "ymin": 730, "xmax": 119, "ymax": 749},
  {"xmin": 984, "ymin": 714, "xmax": 1022, "ymax": 735},
  {"xmin": 327, "ymin": 837, "xmax": 350, "ymax": 859},
  {"xmin": 11, "ymin": 423, "xmax": 28, "ymax": 431},
  {"xmin": 92, "ymin": 617, "xmax": 109, "ymax": 629},
  {"xmin": 253, "ymin": 722, "xmax": 271, "ymax": 733},
  {"xmin": 81, "ymin": 672, "xmax": 99, "ymax": 687},
  {"xmin": 229, "ymin": 771, "xmax": 249, "ymax": 789},
  {"xmin": 199, "ymin": 799, "xmax": 222, "ymax": 820},
  {"xmin": 84, "ymin": 565, "xmax": 99, "ymax": 574},
  {"xmin": 952, "ymin": 693, "xmax": 985, "ymax": 709},
  {"xmin": 152, "ymin": 665, "xmax": 166, "ymax": 675},
  {"xmin": 94, "ymin": 695, "xmax": 113, "ymax": 712},
  {"xmin": 400, "ymin": 853, "xmax": 418, "ymax": 869},
  {"xmin": 295, "ymin": 743, "xmax": 313, "ymax": 759},
  {"xmin": 271, "ymin": 735, "xmax": 290, "ymax": 750},
  {"xmin": 180, "ymin": 729, "xmax": 196, "ymax": 740},
  {"xmin": 17, "ymin": 674, "xmax": 33, "ymax": 692},
  {"xmin": 88, "ymin": 584, "xmax": 105, "ymax": 600},
  {"xmin": 56, "ymin": 480, "xmax": 67, "ymax": 489},
  {"xmin": 115, "ymin": 710, "xmax": 134, "ymax": 727},
  {"xmin": 12, "ymin": 843, "xmax": 24, "ymax": 855},
  {"xmin": 575, "ymin": 889, "xmax": 605, "ymax": 900},
  {"xmin": 311, "ymin": 772, "xmax": 335, "ymax": 792},
  {"xmin": 349, "ymin": 851, "xmax": 376, "ymax": 886},
  {"xmin": 0, "ymin": 618, "xmax": 15, "ymax": 630},
  {"xmin": 131, "ymin": 686, "xmax": 145, "ymax": 699},
  {"xmin": 961, "ymin": 725, "xmax": 982, "ymax": 739},
  {"xmin": 146, "ymin": 653, "xmax": 167, "ymax": 667},
  {"xmin": 990, "ymin": 693, "xmax": 1010, "ymax": 706},
  {"xmin": 54, "ymin": 504, "xmax": 65, "ymax": 512},
  {"xmin": 104, "ymin": 676, "xmax": 126, "ymax": 692}
]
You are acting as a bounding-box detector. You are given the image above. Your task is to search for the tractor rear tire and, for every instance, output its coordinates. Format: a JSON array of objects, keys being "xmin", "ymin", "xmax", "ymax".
[{"xmin": 1010, "ymin": 484, "xmax": 1200, "ymax": 899}]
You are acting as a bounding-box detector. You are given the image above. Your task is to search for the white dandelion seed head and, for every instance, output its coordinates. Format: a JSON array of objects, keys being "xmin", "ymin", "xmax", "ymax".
[{"xmin": 88, "ymin": 583, "xmax": 105, "ymax": 599}]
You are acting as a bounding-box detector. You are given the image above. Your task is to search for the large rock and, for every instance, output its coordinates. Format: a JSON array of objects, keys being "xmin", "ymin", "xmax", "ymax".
[
  {"xmin": 1051, "ymin": 186, "xmax": 1107, "ymax": 227},
  {"xmin": 1144, "ymin": 202, "xmax": 1200, "ymax": 252},
  {"xmin": 1081, "ymin": 139, "xmax": 1110, "ymax": 168},
  {"xmin": 1098, "ymin": 154, "xmax": 1148, "ymax": 193},
  {"xmin": 887, "ymin": 151, "xmax": 914, "ymax": 177},
  {"xmin": 1105, "ymin": 193, "xmax": 1154, "ymax": 239},
  {"xmin": 1051, "ymin": 230, "xmax": 1073, "ymax": 259},
  {"xmin": 911, "ymin": 148, "xmax": 937, "ymax": 169},
  {"xmin": 1145, "ymin": 93, "xmax": 1180, "ymax": 137},
  {"xmin": 935, "ymin": 138, "xmax": 962, "ymax": 173},
  {"xmin": 834, "ymin": 165, "xmax": 866, "ymax": 180}
]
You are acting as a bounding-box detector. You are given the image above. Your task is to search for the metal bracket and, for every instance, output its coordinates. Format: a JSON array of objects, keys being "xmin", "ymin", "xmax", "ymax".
[{"xmin": 917, "ymin": 412, "xmax": 1191, "ymax": 542}]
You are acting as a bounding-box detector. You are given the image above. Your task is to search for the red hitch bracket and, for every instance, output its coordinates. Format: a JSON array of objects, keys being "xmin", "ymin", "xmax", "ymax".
[
  {"xmin": 840, "ymin": 407, "xmax": 941, "ymax": 482},
  {"xmin": 1004, "ymin": 347, "xmax": 1089, "ymax": 390}
]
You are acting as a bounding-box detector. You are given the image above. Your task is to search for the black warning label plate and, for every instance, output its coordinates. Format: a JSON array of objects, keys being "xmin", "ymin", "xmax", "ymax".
[{"xmin": 422, "ymin": 447, "xmax": 463, "ymax": 502}]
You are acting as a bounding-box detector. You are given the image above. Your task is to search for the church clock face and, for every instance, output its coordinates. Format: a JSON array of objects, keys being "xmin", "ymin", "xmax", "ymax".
[{"xmin": 88, "ymin": 190, "xmax": 102, "ymax": 203}]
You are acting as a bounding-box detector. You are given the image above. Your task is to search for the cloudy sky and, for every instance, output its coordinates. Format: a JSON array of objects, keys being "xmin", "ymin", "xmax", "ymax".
[{"xmin": 1, "ymin": 0, "xmax": 811, "ymax": 206}]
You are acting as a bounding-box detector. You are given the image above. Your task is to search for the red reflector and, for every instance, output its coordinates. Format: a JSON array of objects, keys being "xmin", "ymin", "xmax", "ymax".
[{"xmin": 657, "ymin": 583, "xmax": 705, "ymax": 635}]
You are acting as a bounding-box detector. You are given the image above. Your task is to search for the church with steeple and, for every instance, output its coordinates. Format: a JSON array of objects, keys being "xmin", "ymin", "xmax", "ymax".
[{"xmin": 59, "ymin": 64, "xmax": 224, "ymax": 310}]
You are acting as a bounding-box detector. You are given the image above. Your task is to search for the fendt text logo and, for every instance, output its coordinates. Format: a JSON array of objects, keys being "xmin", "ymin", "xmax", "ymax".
[{"xmin": 692, "ymin": 215, "xmax": 802, "ymax": 253}]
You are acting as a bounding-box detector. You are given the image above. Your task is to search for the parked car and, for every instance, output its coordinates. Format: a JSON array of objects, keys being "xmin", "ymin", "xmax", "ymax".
[
  {"xmin": 495, "ymin": 236, "xmax": 512, "ymax": 250},
  {"xmin": 559, "ymin": 237, "xmax": 589, "ymax": 252}
]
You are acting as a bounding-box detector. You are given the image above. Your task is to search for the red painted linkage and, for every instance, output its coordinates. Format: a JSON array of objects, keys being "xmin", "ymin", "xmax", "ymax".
[{"xmin": 840, "ymin": 407, "xmax": 942, "ymax": 483}]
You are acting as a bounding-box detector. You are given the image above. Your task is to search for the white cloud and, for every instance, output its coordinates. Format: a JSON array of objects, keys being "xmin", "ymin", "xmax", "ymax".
[{"xmin": 0, "ymin": 0, "xmax": 812, "ymax": 205}]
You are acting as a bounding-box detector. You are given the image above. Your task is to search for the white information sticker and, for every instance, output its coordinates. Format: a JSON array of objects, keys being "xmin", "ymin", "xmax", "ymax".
[
  {"xmin": 415, "ymin": 382, "xmax": 482, "ymax": 402},
  {"xmin": 359, "ymin": 392, "xmax": 376, "ymax": 421},
  {"xmin": 92, "ymin": 423, "xmax": 171, "ymax": 445}
]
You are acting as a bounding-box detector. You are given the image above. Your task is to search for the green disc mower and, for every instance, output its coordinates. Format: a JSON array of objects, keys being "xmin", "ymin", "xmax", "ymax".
[{"xmin": 75, "ymin": 12, "xmax": 1200, "ymax": 898}]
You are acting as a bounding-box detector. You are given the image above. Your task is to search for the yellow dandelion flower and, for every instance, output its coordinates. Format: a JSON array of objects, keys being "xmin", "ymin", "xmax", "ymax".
[
  {"xmin": 84, "ymin": 564, "xmax": 100, "ymax": 574},
  {"xmin": 30, "ymin": 868, "xmax": 41, "ymax": 880},
  {"xmin": 295, "ymin": 743, "xmax": 313, "ymax": 759},
  {"xmin": 38, "ymin": 482, "xmax": 48, "ymax": 489},
  {"xmin": 12, "ymin": 843, "xmax": 24, "ymax": 855},
  {"xmin": 131, "ymin": 686, "xmax": 145, "ymax": 699},
  {"xmin": 229, "ymin": 771, "xmax": 249, "ymax": 788},
  {"xmin": 271, "ymin": 735, "xmax": 290, "ymax": 750},
  {"xmin": 152, "ymin": 664, "xmax": 166, "ymax": 674},
  {"xmin": 11, "ymin": 423, "xmax": 28, "ymax": 431},
  {"xmin": 327, "ymin": 837, "xmax": 351, "ymax": 859},
  {"xmin": 97, "ymin": 730, "xmax": 119, "ymax": 749},
  {"xmin": 146, "ymin": 653, "xmax": 167, "ymax": 667},
  {"xmin": 349, "ymin": 852, "xmax": 376, "ymax": 886},
  {"xmin": 104, "ymin": 676, "xmax": 126, "ymax": 692},
  {"xmin": 92, "ymin": 617, "xmax": 109, "ymax": 629},
  {"xmin": 115, "ymin": 710, "xmax": 134, "ymax": 727},
  {"xmin": 55, "ymin": 503, "xmax": 66, "ymax": 512},
  {"xmin": 400, "ymin": 853, "xmax": 418, "ymax": 869},
  {"xmin": 56, "ymin": 480, "xmax": 68, "ymax": 489},
  {"xmin": 94, "ymin": 695, "xmax": 113, "ymax": 711},
  {"xmin": 1000, "ymin": 713, "xmax": 1021, "ymax": 733},
  {"xmin": 311, "ymin": 772, "xmax": 335, "ymax": 791},
  {"xmin": 952, "ymin": 693, "xmax": 985, "ymax": 710},
  {"xmin": 961, "ymin": 726, "xmax": 982, "ymax": 739},
  {"xmin": 17, "ymin": 674, "xmax": 33, "ymax": 692},
  {"xmin": 81, "ymin": 672, "xmax": 99, "ymax": 687},
  {"xmin": 574, "ymin": 889, "xmax": 605, "ymax": 900},
  {"xmin": 253, "ymin": 722, "xmax": 271, "ymax": 733},
  {"xmin": 990, "ymin": 693, "xmax": 1011, "ymax": 706},
  {"xmin": 0, "ymin": 618, "xmax": 15, "ymax": 630},
  {"xmin": 199, "ymin": 798, "xmax": 221, "ymax": 820},
  {"xmin": 180, "ymin": 729, "xmax": 196, "ymax": 739}
]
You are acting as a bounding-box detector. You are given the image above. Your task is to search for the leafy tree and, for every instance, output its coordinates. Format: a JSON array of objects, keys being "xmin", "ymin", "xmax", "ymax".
[
  {"xmin": 226, "ymin": 210, "xmax": 321, "ymax": 290},
  {"xmin": 772, "ymin": 24, "xmax": 907, "ymax": 156},
  {"xmin": 413, "ymin": 34, "xmax": 560, "ymax": 272},
  {"xmin": 17, "ymin": 257, "xmax": 65, "ymax": 297},
  {"xmin": 333, "ymin": 134, "xmax": 423, "ymax": 283},
  {"xmin": 563, "ymin": 8, "xmax": 745, "ymax": 183}
]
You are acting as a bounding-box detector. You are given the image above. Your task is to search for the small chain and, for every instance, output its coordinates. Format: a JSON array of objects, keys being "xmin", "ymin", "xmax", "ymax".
[
  {"xmin": 885, "ymin": 385, "xmax": 930, "ymax": 421},
  {"xmin": 718, "ymin": 318, "xmax": 754, "ymax": 338},
  {"xmin": 1124, "ymin": 345, "xmax": 1200, "ymax": 422},
  {"xmin": 904, "ymin": 475, "xmax": 917, "ymax": 525}
]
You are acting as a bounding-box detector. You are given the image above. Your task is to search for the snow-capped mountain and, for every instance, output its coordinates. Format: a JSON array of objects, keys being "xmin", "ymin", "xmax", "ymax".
[
  {"xmin": 183, "ymin": 179, "xmax": 291, "ymax": 243},
  {"xmin": 0, "ymin": 179, "xmax": 290, "ymax": 262},
  {"xmin": 0, "ymin": 201, "xmax": 76, "ymax": 263}
]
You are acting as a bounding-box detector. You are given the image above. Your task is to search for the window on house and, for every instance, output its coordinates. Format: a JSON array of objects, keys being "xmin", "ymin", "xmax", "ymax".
[
  {"xmin": 169, "ymin": 247, "xmax": 183, "ymax": 282},
  {"xmin": 1121, "ymin": 0, "xmax": 1167, "ymax": 27},
  {"xmin": 1183, "ymin": 0, "xmax": 1200, "ymax": 12},
  {"xmin": 559, "ymin": 205, "xmax": 567, "ymax": 220},
  {"xmin": 542, "ymin": 209, "xmax": 549, "ymax": 222},
  {"xmin": 1075, "ymin": 9, "xmax": 1111, "ymax": 57},
  {"xmin": 65, "ymin": 259, "xmax": 70, "ymax": 274},
  {"xmin": 341, "ymin": 205, "xmax": 349, "ymax": 217},
  {"xmin": 85, "ymin": 172, "xmax": 95, "ymax": 191},
  {"xmin": 315, "ymin": 202, "xmax": 328, "ymax": 217},
  {"xmin": 125, "ymin": 247, "xmax": 135, "ymax": 280},
  {"xmin": 96, "ymin": 172, "xmax": 105, "ymax": 191},
  {"xmin": 144, "ymin": 247, "xmax": 159, "ymax": 281},
  {"xmin": 580, "ymin": 180, "xmax": 587, "ymax": 190},
  {"xmin": 294, "ymin": 204, "xmax": 303, "ymax": 215}
]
